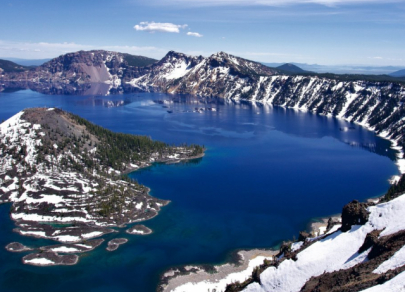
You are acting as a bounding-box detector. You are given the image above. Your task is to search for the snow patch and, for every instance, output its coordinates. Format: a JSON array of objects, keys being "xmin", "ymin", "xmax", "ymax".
[{"xmin": 373, "ymin": 245, "xmax": 405, "ymax": 274}]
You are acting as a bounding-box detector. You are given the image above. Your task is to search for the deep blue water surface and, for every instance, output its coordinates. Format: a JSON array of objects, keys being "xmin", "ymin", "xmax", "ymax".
[{"xmin": 0, "ymin": 90, "xmax": 399, "ymax": 292}]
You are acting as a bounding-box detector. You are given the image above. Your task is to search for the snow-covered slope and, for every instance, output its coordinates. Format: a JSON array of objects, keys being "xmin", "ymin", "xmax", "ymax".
[
  {"xmin": 126, "ymin": 52, "xmax": 405, "ymax": 159},
  {"xmin": 242, "ymin": 195, "xmax": 405, "ymax": 292},
  {"xmin": 127, "ymin": 51, "xmax": 280, "ymax": 96},
  {"xmin": 169, "ymin": 193, "xmax": 405, "ymax": 292},
  {"xmin": 0, "ymin": 107, "xmax": 204, "ymax": 265},
  {"xmin": 0, "ymin": 50, "xmax": 156, "ymax": 88}
]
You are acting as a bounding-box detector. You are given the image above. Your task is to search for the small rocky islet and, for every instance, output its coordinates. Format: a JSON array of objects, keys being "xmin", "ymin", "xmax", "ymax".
[
  {"xmin": 0, "ymin": 107, "xmax": 204, "ymax": 266},
  {"xmin": 126, "ymin": 224, "xmax": 152, "ymax": 235},
  {"xmin": 106, "ymin": 238, "xmax": 128, "ymax": 252}
]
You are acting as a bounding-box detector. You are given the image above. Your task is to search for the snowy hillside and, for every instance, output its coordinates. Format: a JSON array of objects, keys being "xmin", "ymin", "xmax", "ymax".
[
  {"xmin": 0, "ymin": 108, "xmax": 204, "ymax": 266},
  {"xmin": 0, "ymin": 50, "xmax": 156, "ymax": 89},
  {"xmin": 167, "ymin": 191, "xmax": 405, "ymax": 292},
  {"xmin": 126, "ymin": 52, "xmax": 405, "ymax": 162},
  {"xmin": 3, "ymin": 50, "xmax": 405, "ymax": 154}
]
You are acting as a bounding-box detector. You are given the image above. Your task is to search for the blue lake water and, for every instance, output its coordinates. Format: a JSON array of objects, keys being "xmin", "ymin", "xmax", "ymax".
[{"xmin": 0, "ymin": 90, "xmax": 399, "ymax": 292}]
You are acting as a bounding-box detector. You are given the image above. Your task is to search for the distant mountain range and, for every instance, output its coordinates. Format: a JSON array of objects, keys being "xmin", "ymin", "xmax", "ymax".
[
  {"xmin": 2, "ymin": 58, "xmax": 52, "ymax": 67},
  {"xmin": 264, "ymin": 62, "xmax": 405, "ymax": 76},
  {"xmin": 276, "ymin": 63, "xmax": 308, "ymax": 74},
  {"xmin": 2, "ymin": 50, "xmax": 404, "ymax": 150},
  {"xmin": 1, "ymin": 49, "xmax": 405, "ymax": 291},
  {"xmin": 0, "ymin": 50, "xmax": 158, "ymax": 84},
  {"xmin": 2, "ymin": 54, "xmax": 403, "ymax": 76},
  {"xmin": 389, "ymin": 69, "xmax": 405, "ymax": 78},
  {"xmin": 0, "ymin": 59, "xmax": 33, "ymax": 73}
]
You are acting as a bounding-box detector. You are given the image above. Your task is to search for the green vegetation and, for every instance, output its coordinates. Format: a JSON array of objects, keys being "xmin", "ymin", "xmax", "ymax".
[
  {"xmin": 294, "ymin": 72, "xmax": 405, "ymax": 85},
  {"xmin": 95, "ymin": 184, "xmax": 141, "ymax": 217},
  {"xmin": 0, "ymin": 59, "xmax": 32, "ymax": 73},
  {"xmin": 122, "ymin": 53, "xmax": 157, "ymax": 67},
  {"xmin": 383, "ymin": 174, "xmax": 405, "ymax": 202},
  {"xmin": 262, "ymin": 63, "xmax": 405, "ymax": 84},
  {"xmin": 29, "ymin": 108, "xmax": 204, "ymax": 178},
  {"xmin": 69, "ymin": 112, "xmax": 204, "ymax": 171}
]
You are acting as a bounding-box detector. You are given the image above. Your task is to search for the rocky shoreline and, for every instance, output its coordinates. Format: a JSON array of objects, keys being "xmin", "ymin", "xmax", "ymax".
[
  {"xmin": 22, "ymin": 252, "xmax": 79, "ymax": 266},
  {"xmin": 0, "ymin": 107, "xmax": 205, "ymax": 266},
  {"xmin": 159, "ymin": 249, "xmax": 277, "ymax": 292},
  {"xmin": 159, "ymin": 217, "xmax": 344, "ymax": 292},
  {"xmin": 5, "ymin": 242, "xmax": 32, "ymax": 252}
]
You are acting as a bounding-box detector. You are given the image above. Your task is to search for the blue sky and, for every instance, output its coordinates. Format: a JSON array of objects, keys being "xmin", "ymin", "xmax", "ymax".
[{"xmin": 0, "ymin": 0, "xmax": 404, "ymax": 66}]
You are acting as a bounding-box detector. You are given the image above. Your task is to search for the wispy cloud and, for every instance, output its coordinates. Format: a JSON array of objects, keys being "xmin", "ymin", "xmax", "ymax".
[
  {"xmin": 241, "ymin": 51, "xmax": 298, "ymax": 57},
  {"xmin": 134, "ymin": 21, "xmax": 188, "ymax": 33},
  {"xmin": 0, "ymin": 40, "xmax": 166, "ymax": 59},
  {"xmin": 187, "ymin": 32, "xmax": 203, "ymax": 37},
  {"xmin": 149, "ymin": 0, "xmax": 398, "ymax": 7}
]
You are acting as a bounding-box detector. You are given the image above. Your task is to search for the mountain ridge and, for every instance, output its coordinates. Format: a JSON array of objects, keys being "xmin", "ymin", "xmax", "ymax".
[
  {"xmin": 389, "ymin": 69, "xmax": 405, "ymax": 78},
  {"xmin": 0, "ymin": 59, "xmax": 33, "ymax": 73},
  {"xmin": 2, "ymin": 50, "xmax": 405, "ymax": 152},
  {"xmin": 0, "ymin": 50, "xmax": 157, "ymax": 85},
  {"xmin": 1, "ymin": 58, "xmax": 51, "ymax": 66}
]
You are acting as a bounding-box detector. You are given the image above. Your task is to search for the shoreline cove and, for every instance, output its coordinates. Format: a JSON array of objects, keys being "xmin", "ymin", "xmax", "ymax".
[
  {"xmin": 158, "ymin": 99, "xmax": 404, "ymax": 292},
  {"xmin": 244, "ymin": 99, "xmax": 405, "ymax": 178}
]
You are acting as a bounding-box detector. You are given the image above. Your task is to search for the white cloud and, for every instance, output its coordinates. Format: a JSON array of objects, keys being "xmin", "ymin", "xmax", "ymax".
[
  {"xmin": 134, "ymin": 21, "xmax": 188, "ymax": 33},
  {"xmin": 187, "ymin": 32, "xmax": 203, "ymax": 37},
  {"xmin": 0, "ymin": 40, "xmax": 166, "ymax": 59}
]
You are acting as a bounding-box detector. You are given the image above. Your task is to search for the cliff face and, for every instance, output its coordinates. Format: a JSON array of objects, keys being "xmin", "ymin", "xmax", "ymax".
[
  {"xmin": 2, "ymin": 49, "xmax": 405, "ymax": 150},
  {"xmin": 0, "ymin": 50, "xmax": 156, "ymax": 86},
  {"xmin": 128, "ymin": 51, "xmax": 281, "ymax": 96},
  {"xmin": 126, "ymin": 52, "xmax": 405, "ymax": 149},
  {"xmin": 2, "ymin": 50, "xmax": 405, "ymax": 149}
]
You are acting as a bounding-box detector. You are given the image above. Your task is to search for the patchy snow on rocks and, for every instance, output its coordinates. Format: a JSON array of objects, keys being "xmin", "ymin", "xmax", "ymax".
[
  {"xmin": 168, "ymin": 194, "xmax": 405, "ymax": 292},
  {"xmin": 373, "ymin": 245, "xmax": 405, "ymax": 274},
  {"xmin": 0, "ymin": 107, "xmax": 203, "ymax": 266},
  {"xmin": 172, "ymin": 256, "xmax": 272, "ymax": 292},
  {"xmin": 359, "ymin": 270, "xmax": 405, "ymax": 292}
]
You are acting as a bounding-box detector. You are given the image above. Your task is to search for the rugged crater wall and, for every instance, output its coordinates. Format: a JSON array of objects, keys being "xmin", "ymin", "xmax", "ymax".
[
  {"xmin": 126, "ymin": 51, "xmax": 405, "ymax": 152},
  {"xmin": 3, "ymin": 50, "xmax": 405, "ymax": 153}
]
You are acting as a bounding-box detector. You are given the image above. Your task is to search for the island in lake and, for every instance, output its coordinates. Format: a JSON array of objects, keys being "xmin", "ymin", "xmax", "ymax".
[{"xmin": 0, "ymin": 107, "xmax": 204, "ymax": 266}]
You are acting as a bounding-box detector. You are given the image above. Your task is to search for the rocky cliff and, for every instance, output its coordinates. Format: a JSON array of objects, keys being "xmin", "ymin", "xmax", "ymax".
[
  {"xmin": 3, "ymin": 49, "xmax": 405, "ymax": 154},
  {"xmin": 0, "ymin": 50, "xmax": 156, "ymax": 86}
]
